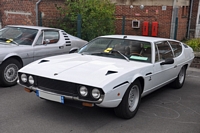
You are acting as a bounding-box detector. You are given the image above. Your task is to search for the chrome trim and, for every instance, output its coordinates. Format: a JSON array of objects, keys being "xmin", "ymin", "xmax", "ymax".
[{"xmin": 18, "ymin": 81, "xmax": 104, "ymax": 104}]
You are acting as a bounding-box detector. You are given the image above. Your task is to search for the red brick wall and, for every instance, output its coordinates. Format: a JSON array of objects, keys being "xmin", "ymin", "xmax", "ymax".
[
  {"xmin": 115, "ymin": 5, "xmax": 188, "ymax": 40},
  {"xmin": 0, "ymin": 0, "xmax": 63, "ymax": 27},
  {"xmin": 1, "ymin": 0, "xmax": 37, "ymax": 26},
  {"xmin": 38, "ymin": 0, "xmax": 64, "ymax": 27},
  {"xmin": 177, "ymin": 7, "xmax": 188, "ymax": 41},
  {"xmin": 0, "ymin": 0, "xmax": 189, "ymax": 41}
]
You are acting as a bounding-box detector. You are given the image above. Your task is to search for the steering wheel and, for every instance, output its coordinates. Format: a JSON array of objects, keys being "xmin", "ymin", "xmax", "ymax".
[{"xmin": 131, "ymin": 53, "xmax": 143, "ymax": 56}]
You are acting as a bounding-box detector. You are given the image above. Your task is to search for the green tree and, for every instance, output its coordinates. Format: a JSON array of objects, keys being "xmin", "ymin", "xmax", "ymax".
[{"xmin": 56, "ymin": 0, "xmax": 116, "ymax": 41}]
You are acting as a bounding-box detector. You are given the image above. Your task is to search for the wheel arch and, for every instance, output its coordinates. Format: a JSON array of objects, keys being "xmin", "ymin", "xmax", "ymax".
[
  {"xmin": 2, "ymin": 55, "xmax": 23, "ymax": 67},
  {"xmin": 184, "ymin": 64, "xmax": 188, "ymax": 69},
  {"xmin": 133, "ymin": 77, "xmax": 145, "ymax": 94}
]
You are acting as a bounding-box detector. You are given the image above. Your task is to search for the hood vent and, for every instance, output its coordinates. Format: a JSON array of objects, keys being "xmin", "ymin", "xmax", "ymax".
[
  {"xmin": 105, "ymin": 70, "xmax": 118, "ymax": 75},
  {"xmin": 38, "ymin": 60, "xmax": 49, "ymax": 64}
]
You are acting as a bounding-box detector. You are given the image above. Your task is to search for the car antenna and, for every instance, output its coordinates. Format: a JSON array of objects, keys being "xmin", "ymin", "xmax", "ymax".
[{"xmin": 123, "ymin": 36, "xmax": 127, "ymax": 39}]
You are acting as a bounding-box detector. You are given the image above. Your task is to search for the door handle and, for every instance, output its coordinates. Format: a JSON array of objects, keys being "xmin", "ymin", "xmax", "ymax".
[
  {"xmin": 145, "ymin": 72, "xmax": 152, "ymax": 76},
  {"xmin": 59, "ymin": 46, "xmax": 64, "ymax": 49}
]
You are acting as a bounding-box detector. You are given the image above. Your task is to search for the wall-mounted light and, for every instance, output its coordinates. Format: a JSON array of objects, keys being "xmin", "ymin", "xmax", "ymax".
[
  {"xmin": 140, "ymin": 5, "xmax": 144, "ymax": 10},
  {"xmin": 130, "ymin": 5, "xmax": 133, "ymax": 9}
]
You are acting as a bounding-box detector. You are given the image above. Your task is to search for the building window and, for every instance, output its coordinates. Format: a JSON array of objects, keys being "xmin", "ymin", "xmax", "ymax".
[{"xmin": 182, "ymin": 6, "xmax": 188, "ymax": 17}]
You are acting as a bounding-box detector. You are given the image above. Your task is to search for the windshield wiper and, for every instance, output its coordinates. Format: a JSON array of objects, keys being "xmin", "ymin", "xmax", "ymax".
[
  {"xmin": 90, "ymin": 52, "xmax": 111, "ymax": 55},
  {"xmin": 89, "ymin": 51, "xmax": 129, "ymax": 62},
  {"xmin": 110, "ymin": 50, "xmax": 130, "ymax": 62},
  {"xmin": 0, "ymin": 38, "xmax": 19, "ymax": 45}
]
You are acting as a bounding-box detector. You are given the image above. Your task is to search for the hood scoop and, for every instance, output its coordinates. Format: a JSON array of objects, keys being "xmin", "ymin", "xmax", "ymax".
[
  {"xmin": 105, "ymin": 70, "xmax": 118, "ymax": 75},
  {"xmin": 38, "ymin": 60, "xmax": 49, "ymax": 64}
]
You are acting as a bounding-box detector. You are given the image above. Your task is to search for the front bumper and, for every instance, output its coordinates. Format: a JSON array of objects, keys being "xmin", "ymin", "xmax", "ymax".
[{"xmin": 18, "ymin": 81, "xmax": 104, "ymax": 104}]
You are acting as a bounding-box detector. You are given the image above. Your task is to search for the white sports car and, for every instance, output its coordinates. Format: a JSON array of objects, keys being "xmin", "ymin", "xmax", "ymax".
[{"xmin": 18, "ymin": 35, "xmax": 194, "ymax": 119}]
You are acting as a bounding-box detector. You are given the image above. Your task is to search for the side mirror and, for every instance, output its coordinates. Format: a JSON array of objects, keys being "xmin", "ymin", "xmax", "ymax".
[
  {"xmin": 160, "ymin": 58, "xmax": 174, "ymax": 65},
  {"xmin": 43, "ymin": 39, "xmax": 50, "ymax": 45}
]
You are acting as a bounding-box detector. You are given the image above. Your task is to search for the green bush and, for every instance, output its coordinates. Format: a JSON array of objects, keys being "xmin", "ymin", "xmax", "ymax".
[
  {"xmin": 55, "ymin": 0, "xmax": 116, "ymax": 41},
  {"xmin": 185, "ymin": 38, "xmax": 200, "ymax": 52}
]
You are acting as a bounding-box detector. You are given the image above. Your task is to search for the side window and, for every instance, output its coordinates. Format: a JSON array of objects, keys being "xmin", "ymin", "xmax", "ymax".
[
  {"xmin": 155, "ymin": 44, "xmax": 159, "ymax": 62},
  {"xmin": 168, "ymin": 41, "xmax": 182, "ymax": 57},
  {"xmin": 35, "ymin": 30, "xmax": 59, "ymax": 45},
  {"xmin": 44, "ymin": 31, "xmax": 59, "ymax": 44},
  {"xmin": 155, "ymin": 41, "xmax": 174, "ymax": 62},
  {"xmin": 36, "ymin": 32, "xmax": 43, "ymax": 45}
]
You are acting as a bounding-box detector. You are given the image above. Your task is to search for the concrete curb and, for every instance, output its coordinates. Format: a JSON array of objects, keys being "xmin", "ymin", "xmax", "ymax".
[
  {"xmin": 188, "ymin": 67, "xmax": 200, "ymax": 72},
  {"xmin": 194, "ymin": 52, "xmax": 200, "ymax": 57}
]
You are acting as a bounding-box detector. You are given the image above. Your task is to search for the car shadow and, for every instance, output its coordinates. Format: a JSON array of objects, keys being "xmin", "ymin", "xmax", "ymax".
[{"xmin": 27, "ymin": 85, "xmax": 173, "ymax": 123}]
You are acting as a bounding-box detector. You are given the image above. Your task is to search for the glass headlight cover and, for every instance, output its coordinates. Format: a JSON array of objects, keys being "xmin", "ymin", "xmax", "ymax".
[
  {"xmin": 21, "ymin": 74, "xmax": 27, "ymax": 83},
  {"xmin": 92, "ymin": 88, "xmax": 101, "ymax": 99},
  {"xmin": 79, "ymin": 86, "xmax": 88, "ymax": 97},
  {"xmin": 28, "ymin": 75, "xmax": 34, "ymax": 84}
]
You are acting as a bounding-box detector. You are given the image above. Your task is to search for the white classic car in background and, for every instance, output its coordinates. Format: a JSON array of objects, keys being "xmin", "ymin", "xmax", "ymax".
[
  {"xmin": 0, "ymin": 25, "xmax": 87, "ymax": 86},
  {"xmin": 18, "ymin": 35, "xmax": 194, "ymax": 119}
]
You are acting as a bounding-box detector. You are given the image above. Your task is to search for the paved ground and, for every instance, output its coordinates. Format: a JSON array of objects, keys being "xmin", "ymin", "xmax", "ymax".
[{"xmin": 0, "ymin": 67, "xmax": 200, "ymax": 133}]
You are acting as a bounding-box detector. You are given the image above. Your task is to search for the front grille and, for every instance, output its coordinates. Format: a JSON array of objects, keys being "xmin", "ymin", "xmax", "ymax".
[{"xmin": 35, "ymin": 76, "xmax": 78, "ymax": 96}]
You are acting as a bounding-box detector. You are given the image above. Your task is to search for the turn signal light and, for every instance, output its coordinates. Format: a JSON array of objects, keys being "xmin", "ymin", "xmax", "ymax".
[
  {"xmin": 24, "ymin": 88, "xmax": 32, "ymax": 93},
  {"xmin": 82, "ymin": 102, "xmax": 94, "ymax": 107}
]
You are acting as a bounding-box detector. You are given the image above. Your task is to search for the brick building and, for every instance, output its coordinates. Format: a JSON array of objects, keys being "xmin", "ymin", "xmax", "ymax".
[
  {"xmin": 113, "ymin": 0, "xmax": 191, "ymax": 40},
  {"xmin": 0, "ymin": 0, "xmax": 198, "ymax": 41}
]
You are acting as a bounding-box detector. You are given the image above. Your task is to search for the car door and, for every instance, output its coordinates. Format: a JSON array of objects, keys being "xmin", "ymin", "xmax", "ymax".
[
  {"xmin": 33, "ymin": 30, "xmax": 66, "ymax": 61},
  {"xmin": 151, "ymin": 41, "xmax": 177, "ymax": 88}
]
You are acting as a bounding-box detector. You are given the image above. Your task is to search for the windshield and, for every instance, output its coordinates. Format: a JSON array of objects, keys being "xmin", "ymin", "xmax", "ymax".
[
  {"xmin": 79, "ymin": 38, "xmax": 152, "ymax": 63},
  {"xmin": 0, "ymin": 27, "xmax": 38, "ymax": 45}
]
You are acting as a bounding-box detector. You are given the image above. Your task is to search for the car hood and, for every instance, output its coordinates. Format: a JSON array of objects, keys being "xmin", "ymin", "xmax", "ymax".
[
  {"xmin": 0, "ymin": 43, "xmax": 20, "ymax": 53},
  {"xmin": 19, "ymin": 53, "xmax": 151, "ymax": 87},
  {"xmin": 0, "ymin": 43, "xmax": 18, "ymax": 47},
  {"xmin": 0, "ymin": 43, "xmax": 30, "ymax": 56}
]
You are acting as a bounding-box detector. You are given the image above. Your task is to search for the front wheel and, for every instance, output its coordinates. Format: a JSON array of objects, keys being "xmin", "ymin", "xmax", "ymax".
[
  {"xmin": 171, "ymin": 66, "xmax": 186, "ymax": 89},
  {"xmin": 114, "ymin": 80, "xmax": 141, "ymax": 119},
  {"xmin": 0, "ymin": 59, "xmax": 22, "ymax": 87}
]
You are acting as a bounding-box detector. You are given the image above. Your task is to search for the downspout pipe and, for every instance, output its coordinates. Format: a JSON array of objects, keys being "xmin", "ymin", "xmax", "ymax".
[
  {"xmin": 186, "ymin": 0, "xmax": 194, "ymax": 39},
  {"xmin": 170, "ymin": 0, "xmax": 178, "ymax": 39},
  {"xmin": 36, "ymin": 0, "xmax": 42, "ymax": 26}
]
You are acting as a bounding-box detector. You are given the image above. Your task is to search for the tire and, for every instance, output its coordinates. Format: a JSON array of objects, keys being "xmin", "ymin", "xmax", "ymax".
[
  {"xmin": 171, "ymin": 66, "xmax": 186, "ymax": 89},
  {"xmin": 0, "ymin": 59, "xmax": 22, "ymax": 87},
  {"xmin": 114, "ymin": 80, "xmax": 141, "ymax": 119}
]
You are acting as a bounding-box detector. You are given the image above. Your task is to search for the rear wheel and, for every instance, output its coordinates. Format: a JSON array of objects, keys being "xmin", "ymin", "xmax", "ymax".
[
  {"xmin": 0, "ymin": 59, "xmax": 22, "ymax": 87},
  {"xmin": 171, "ymin": 66, "xmax": 186, "ymax": 89},
  {"xmin": 114, "ymin": 80, "xmax": 141, "ymax": 119}
]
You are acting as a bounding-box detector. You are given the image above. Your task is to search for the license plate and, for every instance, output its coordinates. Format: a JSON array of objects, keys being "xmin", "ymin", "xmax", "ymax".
[{"xmin": 36, "ymin": 90, "xmax": 64, "ymax": 104}]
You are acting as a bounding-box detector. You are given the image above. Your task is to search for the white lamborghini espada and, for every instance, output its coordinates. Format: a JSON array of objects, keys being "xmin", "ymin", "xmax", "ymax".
[{"xmin": 18, "ymin": 35, "xmax": 194, "ymax": 119}]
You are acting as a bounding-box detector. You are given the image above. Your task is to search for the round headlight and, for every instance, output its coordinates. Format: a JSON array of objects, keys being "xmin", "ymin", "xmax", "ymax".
[
  {"xmin": 21, "ymin": 74, "xmax": 27, "ymax": 83},
  {"xmin": 79, "ymin": 86, "xmax": 88, "ymax": 97},
  {"xmin": 92, "ymin": 88, "xmax": 101, "ymax": 99},
  {"xmin": 28, "ymin": 75, "xmax": 34, "ymax": 85}
]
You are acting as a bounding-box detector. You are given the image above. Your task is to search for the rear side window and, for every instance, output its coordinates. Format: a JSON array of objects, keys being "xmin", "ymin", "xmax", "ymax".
[
  {"xmin": 168, "ymin": 41, "xmax": 182, "ymax": 57},
  {"xmin": 44, "ymin": 31, "xmax": 59, "ymax": 44},
  {"xmin": 36, "ymin": 30, "xmax": 59, "ymax": 45},
  {"xmin": 155, "ymin": 41, "xmax": 173, "ymax": 62}
]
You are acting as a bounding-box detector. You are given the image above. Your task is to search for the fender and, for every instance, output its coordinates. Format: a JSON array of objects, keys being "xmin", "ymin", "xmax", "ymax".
[
  {"xmin": 3, "ymin": 53, "xmax": 23, "ymax": 65},
  {"xmin": 131, "ymin": 73, "xmax": 144, "ymax": 84}
]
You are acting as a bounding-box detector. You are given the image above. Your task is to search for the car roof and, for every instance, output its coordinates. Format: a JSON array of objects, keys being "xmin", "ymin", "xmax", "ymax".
[
  {"xmin": 6, "ymin": 25, "xmax": 61, "ymax": 31},
  {"xmin": 99, "ymin": 35, "xmax": 178, "ymax": 43}
]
